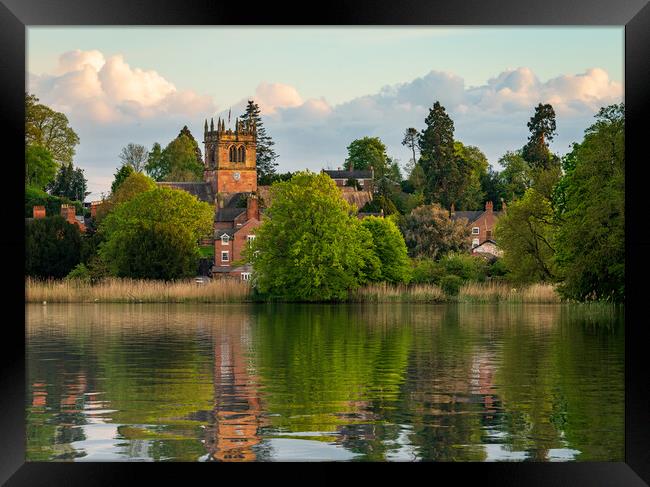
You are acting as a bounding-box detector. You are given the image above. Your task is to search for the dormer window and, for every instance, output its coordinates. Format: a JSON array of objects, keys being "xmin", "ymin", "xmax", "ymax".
[{"xmin": 221, "ymin": 234, "xmax": 230, "ymax": 245}]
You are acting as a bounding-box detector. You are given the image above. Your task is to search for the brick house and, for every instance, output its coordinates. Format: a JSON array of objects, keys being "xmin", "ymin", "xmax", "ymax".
[
  {"xmin": 322, "ymin": 168, "xmax": 374, "ymax": 191},
  {"xmin": 451, "ymin": 201, "xmax": 503, "ymax": 251},
  {"xmin": 28, "ymin": 204, "xmax": 87, "ymax": 233}
]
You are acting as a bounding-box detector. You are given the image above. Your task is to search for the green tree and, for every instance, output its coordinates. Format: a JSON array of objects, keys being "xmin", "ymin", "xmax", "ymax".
[
  {"xmin": 498, "ymin": 151, "xmax": 532, "ymax": 202},
  {"xmin": 418, "ymin": 101, "xmax": 457, "ymax": 207},
  {"xmin": 248, "ymin": 171, "xmax": 380, "ymax": 301},
  {"xmin": 99, "ymin": 187, "xmax": 214, "ymax": 279},
  {"xmin": 145, "ymin": 142, "xmax": 166, "ymax": 181},
  {"xmin": 453, "ymin": 142, "xmax": 488, "ymax": 210},
  {"xmin": 48, "ymin": 162, "xmax": 89, "ymax": 202},
  {"xmin": 162, "ymin": 134, "xmax": 204, "ymax": 182},
  {"xmin": 25, "ymin": 93, "xmax": 80, "ymax": 166},
  {"xmin": 26, "ymin": 145, "xmax": 57, "ymax": 190},
  {"xmin": 399, "ymin": 204, "xmax": 469, "ymax": 259},
  {"xmin": 495, "ymin": 188, "xmax": 558, "ymax": 283},
  {"xmin": 118, "ymin": 143, "xmax": 148, "ymax": 172},
  {"xmin": 96, "ymin": 172, "xmax": 157, "ymax": 222},
  {"xmin": 522, "ymin": 103, "xmax": 559, "ymax": 170},
  {"xmin": 401, "ymin": 127, "xmax": 419, "ymax": 166},
  {"xmin": 177, "ymin": 126, "xmax": 203, "ymax": 166},
  {"xmin": 480, "ymin": 165, "xmax": 507, "ymax": 210},
  {"xmin": 26, "ymin": 216, "xmax": 82, "ymax": 278},
  {"xmin": 345, "ymin": 137, "xmax": 389, "ymax": 174},
  {"xmin": 111, "ymin": 164, "xmax": 135, "ymax": 194},
  {"xmin": 240, "ymin": 100, "xmax": 278, "ymax": 184},
  {"xmin": 554, "ymin": 104, "xmax": 624, "ymax": 301},
  {"xmin": 360, "ymin": 216, "xmax": 412, "ymax": 283}
]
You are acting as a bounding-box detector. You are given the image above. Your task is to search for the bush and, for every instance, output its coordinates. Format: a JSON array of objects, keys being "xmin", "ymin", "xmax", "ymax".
[
  {"xmin": 440, "ymin": 275, "xmax": 464, "ymax": 296},
  {"xmin": 26, "ymin": 216, "xmax": 82, "ymax": 278},
  {"xmin": 66, "ymin": 263, "xmax": 91, "ymax": 282},
  {"xmin": 411, "ymin": 258, "xmax": 445, "ymax": 284},
  {"xmin": 25, "ymin": 185, "xmax": 83, "ymax": 218},
  {"xmin": 440, "ymin": 253, "xmax": 489, "ymax": 282}
]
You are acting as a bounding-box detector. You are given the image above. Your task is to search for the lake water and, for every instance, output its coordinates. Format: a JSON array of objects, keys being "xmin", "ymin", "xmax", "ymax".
[{"xmin": 25, "ymin": 303, "xmax": 624, "ymax": 462}]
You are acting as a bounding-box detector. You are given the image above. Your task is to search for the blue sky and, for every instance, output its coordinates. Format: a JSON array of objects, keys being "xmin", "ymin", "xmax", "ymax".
[{"xmin": 27, "ymin": 27, "xmax": 623, "ymax": 201}]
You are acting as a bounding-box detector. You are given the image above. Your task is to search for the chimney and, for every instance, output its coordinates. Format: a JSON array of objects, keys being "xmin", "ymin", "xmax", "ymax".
[
  {"xmin": 247, "ymin": 194, "xmax": 260, "ymax": 221},
  {"xmin": 90, "ymin": 201, "xmax": 100, "ymax": 219},
  {"xmin": 60, "ymin": 204, "xmax": 76, "ymax": 225},
  {"xmin": 33, "ymin": 205, "xmax": 46, "ymax": 219},
  {"xmin": 485, "ymin": 201, "xmax": 493, "ymax": 213}
]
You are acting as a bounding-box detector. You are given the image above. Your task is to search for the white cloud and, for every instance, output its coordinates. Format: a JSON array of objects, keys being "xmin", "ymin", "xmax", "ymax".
[{"xmin": 30, "ymin": 49, "xmax": 215, "ymax": 123}]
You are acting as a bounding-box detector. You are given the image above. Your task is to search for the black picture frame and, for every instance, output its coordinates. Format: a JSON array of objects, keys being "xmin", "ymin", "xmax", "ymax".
[{"xmin": 2, "ymin": 0, "xmax": 648, "ymax": 484}]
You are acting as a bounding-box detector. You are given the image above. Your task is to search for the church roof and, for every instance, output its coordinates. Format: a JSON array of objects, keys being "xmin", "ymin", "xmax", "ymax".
[{"xmin": 157, "ymin": 182, "xmax": 214, "ymax": 203}]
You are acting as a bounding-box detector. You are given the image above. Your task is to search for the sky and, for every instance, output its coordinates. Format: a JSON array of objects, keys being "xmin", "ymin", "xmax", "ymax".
[{"xmin": 27, "ymin": 27, "xmax": 624, "ymax": 201}]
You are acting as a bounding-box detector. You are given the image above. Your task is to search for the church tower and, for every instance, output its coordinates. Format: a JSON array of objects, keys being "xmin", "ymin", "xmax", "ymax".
[{"xmin": 203, "ymin": 116, "xmax": 257, "ymax": 196}]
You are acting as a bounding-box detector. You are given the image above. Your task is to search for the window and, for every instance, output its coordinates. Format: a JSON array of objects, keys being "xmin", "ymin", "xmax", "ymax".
[
  {"xmin": 472, "ymin": 238, "xmax": 480, "ymax": 248},
  {"xmin": 246, "ymin": 235, "xmax": 256, "ymax": 243},
  {"xmin": 472, "ymin": 227, "xmax": 480, "ymax": 235},
  {"xmin": 238, "ymin": 145, "xmax": 246, "ymax": 163},
  {"xmin": 241, "ymin": 272, "xmax": 251, "ymax": 281},
  {"xmin": 229, "ymin": 145, "xmax": 236, "ymax": 162},
  {"xmin": 221, "ymin": 234, "xmax": 230, "ymax": 245},
  {"xmin": 221, "ymin": 251, "xmax": 229, "ymax": 263}
]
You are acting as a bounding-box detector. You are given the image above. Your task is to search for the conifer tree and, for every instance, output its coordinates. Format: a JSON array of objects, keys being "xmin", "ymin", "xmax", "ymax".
[
  {"xmin": 522, "ymin": 103, "xmax": 558, "ymax": 170},
  {"xmin": 240, "ymin": 100, "xmax": 278, "ymax": 184}
]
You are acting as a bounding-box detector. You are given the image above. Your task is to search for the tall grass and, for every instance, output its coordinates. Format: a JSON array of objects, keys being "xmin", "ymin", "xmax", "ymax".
[
  {"xmin": 349, "ymin": 282, "xmax": 447, "ymax": 303},
  {"xmin": 458, "ymin": 281, "xmax": 561, "ymax": 303},
  {"xmin": 26, "ymin": 277, "xmax": 252, "ymax": 303}
]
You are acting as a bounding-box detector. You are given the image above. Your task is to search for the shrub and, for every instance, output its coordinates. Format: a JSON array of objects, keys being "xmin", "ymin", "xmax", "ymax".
[
  {"xmin": 440, "ymin": 253, "xmax": 489, "ymax": 282},
  {"xmin": 440, "ymin": 275, "xmax": 464, "ymax": 296},
  {"xmin": 26, "ymin": 216, "xmax": 82, "ymax": 278},
  {"xmin": 66, "ymin": 263, "xmax": 91, "ymax": 282}
]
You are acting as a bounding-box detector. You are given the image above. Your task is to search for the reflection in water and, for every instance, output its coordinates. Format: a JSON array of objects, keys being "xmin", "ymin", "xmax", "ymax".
[{"xmin": 26, "ymin": 303, "xmax": 623, "ymax": 462}]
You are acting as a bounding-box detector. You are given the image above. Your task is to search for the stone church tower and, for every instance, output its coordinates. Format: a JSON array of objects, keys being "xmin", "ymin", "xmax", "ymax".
[{"xmin": 203, "ymin": 116, "xmax": 257, "ymax": 197}]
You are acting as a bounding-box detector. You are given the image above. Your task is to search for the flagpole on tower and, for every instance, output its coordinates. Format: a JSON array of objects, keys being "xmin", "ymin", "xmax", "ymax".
[{"xmin": 228, "ymin": 108, "xmax": 231, "ymax": 126}]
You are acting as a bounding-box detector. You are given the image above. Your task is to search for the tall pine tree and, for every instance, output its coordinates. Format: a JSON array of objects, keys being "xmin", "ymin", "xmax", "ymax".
[
  {"xmin": 522, "ymin": 103, "xmax": 558, "ymax": 170},
  {"xmin": 240, "ymin": 100, "xmax": 278, "ymax": 184},
  {"xmin": 418, "ymin": 101, "xmax": 457, "ymax": 209}
]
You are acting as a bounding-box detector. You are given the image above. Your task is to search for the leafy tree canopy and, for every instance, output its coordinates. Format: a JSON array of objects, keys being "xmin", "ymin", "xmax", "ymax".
[
  {"xmin": 249, "ymin": 171, "xmax": 380, "ymax": 301},
  {"xmin": 26, "ymin": 145, "xmax": 57, "ymax": 190},
  {"xmin": 361, "ymin": 216, "xmax": 412, "ymax": 284},
  {"xmin": 345, "ymin": 137, "xmax": 389, "ymax": 174},
  {"xmin": 25, "ymin": 93, "xmax": 80, "ymax": 166},
  {"xmin": 399, "ymin": 203, "xmax": 469, "ymax": 259},
  {"xmin": 26, "ymin": 215, "xmax": 82, "ymax": 278}
]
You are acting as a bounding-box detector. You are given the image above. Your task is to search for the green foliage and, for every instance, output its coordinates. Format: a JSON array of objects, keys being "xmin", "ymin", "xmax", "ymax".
[
  {"xmin": 144, "ymin": 134, "xmax": 203, "ymax": 182},
  {"xmin": 249, "ymin": 171, "xmax": 381, "ymax": 301},
  {"xmin": 145, "ymin": 142, "xmax": 165, "ymax": 180},
  {"xmin": 25, "ymin": 185, "xmax": 81, "ymax": 219},
  {"xmin": 26, "ymin": 145, "xmax": 57, "ymax": 190},
  {"xmin": 400, "ymin": 203, "xmax": 469, "ymax": 259},
  {"xmin": 96, "ymin": 172, "xmax": 157, "ymax": 222},
  {"xmin": 498, "ymin": 151, "xmax": 532, "ymax": 202},
  {"xmin": 26, "ymin": 216, "xmax": 82, "ymax": 278},
  {"xmin": 346, "ymin": 136, "xmax": 389, "ymax": 173},
  {"xmin": 25, "ymin": 93, "xmax": 79, "ymax": 166},
  {"xmin": 259, "ymin": 171, "xmax": 294, "ymax": 186},
  {"xmin": 111, "ymin": 164, "xmax": 135, "ymax": 194},
  {"xmin": 241, "ymin": 100, "xmax": 278, "ymax": 183},
  {"xmin": 522, "ymin": 103, "xmax": 559, "ymax": 170},
  {"xmin": 554, "ymin": 104, "xmax": 625, "ymax": 301},
  {"xmin": 99, "ymin": 187, "xmax": 214, "ymax": 279},
  {"xmin": 401, "ymin": 127, "xmax": 419, "ymax": 166},
  {"xmin": 495, "ymin": 188, "xmax": 558, "ymax": 283},
  {"xmin": 48, "ymin": 162, "xmax": 89, "ymax": 202},
  {"xmin": 453, "ymin": 142, "xmax": 488, "ymax": 210},
  {"xmin": 440, "ymin": 252, "xmax": 489, "ymax": 282},
  {"xmin": 360, "ymin": 216, "xmax": 412, "ymax": 284},
  {"xmin": 177, "ymin": 126, "xmax": 203, "ymax": 166},
  {"xmin": 66, "ymin": 263, "xmax": 91, "ymax": 282},
  {"xmin": 418, "ymin": 101, "xmax": 456, "ymax": 207},
  {"xmin": 440, "ymin": 275, "xmax": 463, "ymax": 296},
  {"xmin": 411, "ymin": 258, "xmax": 445, "ymax": 284}
]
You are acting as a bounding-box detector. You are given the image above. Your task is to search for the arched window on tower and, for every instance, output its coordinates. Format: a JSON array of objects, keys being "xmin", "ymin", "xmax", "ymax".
[
  {"xmin": 238, "ymin": 146, "xmax": 246, "ymax": 163},
  {"xmin": 229, "ymin": 145, "xmax": 236, "ymax": 162}
]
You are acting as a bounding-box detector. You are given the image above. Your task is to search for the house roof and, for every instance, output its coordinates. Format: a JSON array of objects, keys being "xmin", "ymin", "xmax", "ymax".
[
  {"xmin": 452, "ymin": 210, "xmax": 502, "ymax": 224},
  {"xmin": 323, "ymin": 169, "xmax": 373, "ymax": 180},
  {"xmin": 214, "ymin": 208, "xmax": 245, "ymax": 222},
  {"xmin": 215, "ymin": 228, "xmax": 236, "ymax": 238},
  {"xmin": 157, "ymin": 182, "xmax": 214, "ymax": 203}
]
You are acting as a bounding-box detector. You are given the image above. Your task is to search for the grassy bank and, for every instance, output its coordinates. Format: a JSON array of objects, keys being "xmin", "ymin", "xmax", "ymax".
[
  {"xmin": 26, "ymin": 277, "xmax": 252, "ymax": 303},
  {"xmin": 27, "ymin": 278, "xmax": 563, "ymax": 304}
]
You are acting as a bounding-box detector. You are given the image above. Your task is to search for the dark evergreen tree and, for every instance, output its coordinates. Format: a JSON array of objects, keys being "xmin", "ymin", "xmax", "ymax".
[
  {"xmin": 48, "ymin": 162, "xmax": 89, "ymax": 201},
  {"xmin": 418, "ymin": 101, "xmax": 457, "ymax": 208},
  {"xmin": 240, "ymin": 100, "xmax": 278, "ymax": 184},
  {"xmin": 522, "ymin": 103, "xmax": 558, "ymax": 170},
  {"xmin": 26, "ymin": 216, "xmax": 82, "ymax": 278},
  {"xmin": 111, "ymin": 164, "xmax": 135, "ymax": 194},
  {"xmin": 401, "ymin": 127, "xmax": 419, "ymax": 165}
]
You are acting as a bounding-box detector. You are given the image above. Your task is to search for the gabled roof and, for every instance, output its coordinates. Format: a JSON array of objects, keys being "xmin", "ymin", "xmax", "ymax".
[
  {"xmin": 157, "ymin": 182, "xmax": 214, "ymax": 203},
  {"xmin": 215, "ymin": 228, "xmax": 236, "ymax": 238},
  {"xmin": 214, "ymin": 208, "xmax": 245, "ymax": 222},
  {"xmin": 452, "ymin": 210, "xmax": 502, "ymax": 224},
  {"xmin": 323, "ymin": 169, "xmax": 373, "ymax": 180}
]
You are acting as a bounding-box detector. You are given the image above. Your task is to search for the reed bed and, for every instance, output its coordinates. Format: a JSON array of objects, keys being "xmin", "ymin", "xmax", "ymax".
[
  {"xmin": 350, "ymin": 282, "xmax": 447, "ymax": 303},
  {"xmin": 458, "ymin": 281, "xmax": 561, "ymax": 303},
  {"xmin": 26, "ymin": 277, "xmax": 252, "ymax": 303}
]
